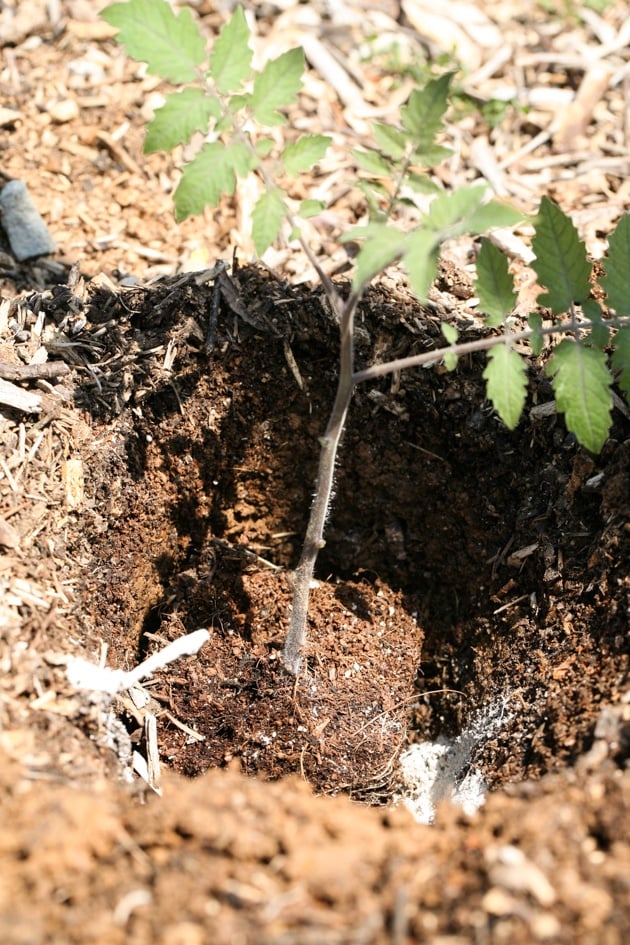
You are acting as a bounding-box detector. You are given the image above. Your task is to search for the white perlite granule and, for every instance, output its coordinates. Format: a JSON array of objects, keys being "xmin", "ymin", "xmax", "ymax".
[{"xmin": 396, "ymin": 696, "xmax": 512, "ymax": 824}]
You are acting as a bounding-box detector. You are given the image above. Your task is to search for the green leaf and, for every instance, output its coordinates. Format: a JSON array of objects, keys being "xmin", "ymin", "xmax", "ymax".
[
  {"xmin": 465, "ymin": 200, "xmax": 524, "ymax": 234},
  {"xmin": 215, "ymin": 113, "xmax": 233, "ymax": 134},
  {"xmin": 299, "ymin": 198, "xmax": 325, "ymax": 218},
  {"xmin": 354, "ymin": 181, "xmax": 388, "ymax": 221},
  {"xmin": 442, "ymin": 323, "xmax": 459, "ymax": 367},
  {"xmin": 545, "ymin": 339, "xmax": 612, "ymax": 452},
  {"xmin": 210, "ymin": 4, "xmax": 252, "ymax": 93},
  {"xmin": 251, "ymin": 48, "xmax": 304, "ymax": 125},
  {"xmin": 483, "ymin": 345, "xmax": 527, "ymax": 430},
  {"xmin": 441, "ymin": 323, "xmax": 458, "ymax": 344},
  {"xmin": 404, "ymin": 229, "xmax": 439, "ymax": 302},
  {"xmin": 588, "ymin": 322, "xmax": 611, "ymax": 349},
  {"xmin": 252, "ymin": 189, "xmax": 286, "ymax": 255},
  {"xmin": 401, "ymin": 73, "xmax": 452, "ymax": 150},
  {"xmin": 173, "ymin": 141, "xmax": 250, "ymax": 221},
  {"xmin": 528, "ymin": 313, "xmax": 544, "ymax": 356},
  {"xmin": 144, "ymin": 88, "xmax": 217, "ymax": 153},
  {"xmin": 102, "ymin": 0, "xmax": 205, "ymax": 83},
  {"xmin": 611, "ymin": 326, "xmax": 630, "ymax": 397},
  {"xmin": 405, "ymin": 172, "xmax": 442, "ymax": 195},
  {"xmin": 532, "ymin": 197, "xmax": 592, "ymax": 313},
  {"xmin": 582, "ymin": 299, "xmax": 603, "ymax": 321},
  {"xmin": 600, "ymin": 214, "xmax": 630, "ymax": 314},
  {"xmin": 225, "ymin": 93, "xmax": 250, "ymax": 114},
  {"xmin": 353, "ymin": 149, "xmax": 393, "ymax": 177},
  {"xmin": 350, "ymin": 224, "xmax": 407, "ymax": 289},
  {"xmin": 475, "ymin": 238, "xmax": 516, "ymax": 327},
  {"xmin": 372, "ymin": 122, "xmax": 407, "ymax": 160},
  {"xmin": 424, "ymin": 184, "xmax": 488, "ymax": 236},
  {"xmin": 282, "ymin": 134, "xmax": 331, "ymax": 175},
  {"xmin": 341, "ymin": 221, "xmax": 388, "ymax": 243},
  {"xmin": 421, "ymin": 188, "xmax": 521, "ymax": 244},
  {"xmin": 255, "ymin": 137, "xmax": 275, "ymax": 157},
  {"xmin": 582, "ymin": 299, "xmax": 609, "ymax": 348},
  {"xmin": 409, "ymin": 144, "xmax": 453, "ymax": 166}
]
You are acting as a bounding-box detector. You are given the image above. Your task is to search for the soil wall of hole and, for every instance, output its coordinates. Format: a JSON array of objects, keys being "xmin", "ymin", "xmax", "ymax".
[{"xmin": 75, "ymin": 266, "xmax": 629, "ymax": 795}]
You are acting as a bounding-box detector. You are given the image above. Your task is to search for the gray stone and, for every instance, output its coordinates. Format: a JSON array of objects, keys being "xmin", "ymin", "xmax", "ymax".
[{"xmin": 0, "ymin": 179, "xmax": 58, "ymax": 261}]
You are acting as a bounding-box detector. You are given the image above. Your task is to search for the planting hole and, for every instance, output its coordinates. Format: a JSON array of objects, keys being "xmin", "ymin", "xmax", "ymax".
[{"xmin": 78, "ymin": 268, "xmax": 629, "ymax": 798}]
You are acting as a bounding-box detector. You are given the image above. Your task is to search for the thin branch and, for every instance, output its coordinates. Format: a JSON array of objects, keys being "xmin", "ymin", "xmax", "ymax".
[
  {"xmin": 218, "ymin": 94, "xmax": 343, "ymax": 312},
  {"xmin": 353, "ymin": 315, "xmax": 630, "ymax": 385},
  {"xmin": 0, "ymin": 361, "xmax": 71, "ymax": 381}
]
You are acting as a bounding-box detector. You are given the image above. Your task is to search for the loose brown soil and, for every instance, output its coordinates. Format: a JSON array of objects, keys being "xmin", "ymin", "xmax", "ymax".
[{"xmin": 1, "ymin": 2, "xmax": 629, "ymax": 944}]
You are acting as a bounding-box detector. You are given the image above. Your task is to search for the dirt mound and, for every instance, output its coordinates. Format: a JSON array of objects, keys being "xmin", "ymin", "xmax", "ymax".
[{"xmin": 0, "ymin": 752, "xmax": 628, "ymax": 945}]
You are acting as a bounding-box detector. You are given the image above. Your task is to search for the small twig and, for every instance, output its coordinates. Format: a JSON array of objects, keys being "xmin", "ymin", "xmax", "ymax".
[
  {"xmin": 0, "ymin": 360, "xmax": 71, "ymax": 381},
  {"xmin": 493, "ymin": 594, "xmax": 530, "ymax": 615},
  {"xmin": 210, "ymin": 537, "xmax": 282, "ymax": 571},
  {"xmin": 161, "ymin": 708, "xmax": 205, "ymax": 742}
]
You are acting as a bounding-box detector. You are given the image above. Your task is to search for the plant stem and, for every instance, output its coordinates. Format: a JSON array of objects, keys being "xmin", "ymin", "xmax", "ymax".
[
  {"xmin": 222, "ymin": 104, "xmax": 361, "ymax": 674},
  {"xmin": 352, "ymin": 315, "xmax": 630, "ymax": 385},
  {"xmin": 281, "ymin": 307, "xmax": 630, "ymax": 674},
  {"xmin": 281, "ymin": 289, "xmax": 360, "ymax": 674}
]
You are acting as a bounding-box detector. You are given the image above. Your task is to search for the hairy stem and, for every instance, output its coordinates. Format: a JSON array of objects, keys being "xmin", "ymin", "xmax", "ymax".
[
  {"xmin": 222, "ymin": 103, "xmax": 358, "ymax": 674},
  {"xmin": 352, "ymin": 315, "xmax": 630, "ymax": 385},
  {"xmin": 281, "ymin": 308, "xmax": 630, "ymax": 673},
  {"xmin": 281, "ymin": 290, "xmax": 360, "ymax": 674}
]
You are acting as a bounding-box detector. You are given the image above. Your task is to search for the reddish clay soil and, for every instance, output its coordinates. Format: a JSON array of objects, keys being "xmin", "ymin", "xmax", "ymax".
[{"xmin": 0, "ymin": 3, "xmax": 629, "ymax": 944}]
